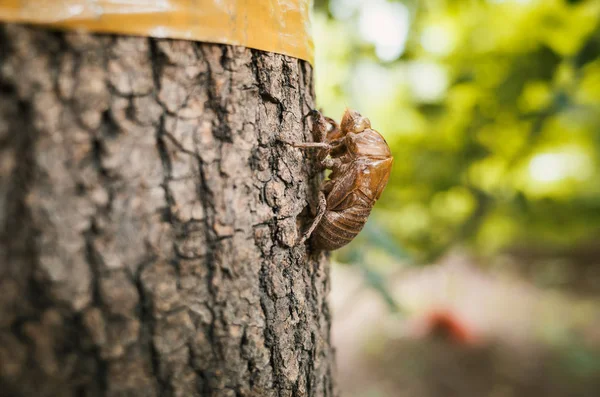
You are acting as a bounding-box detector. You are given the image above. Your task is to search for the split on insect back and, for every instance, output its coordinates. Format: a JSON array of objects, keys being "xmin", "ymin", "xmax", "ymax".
[{"xmin": 286, "ymin": 108, "xmax": 393, "ymax": 251}]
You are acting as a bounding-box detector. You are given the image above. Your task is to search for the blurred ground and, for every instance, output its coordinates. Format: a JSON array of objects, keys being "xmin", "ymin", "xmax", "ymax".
[{"xmin": 330, "ymin": 252, "xmax": 600, "ymax": 397}]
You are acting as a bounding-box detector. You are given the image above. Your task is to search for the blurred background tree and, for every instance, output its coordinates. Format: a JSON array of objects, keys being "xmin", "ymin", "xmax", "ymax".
[{"xmin": 312, "ymin": 0, "xmax": 600, "ymax": 269}]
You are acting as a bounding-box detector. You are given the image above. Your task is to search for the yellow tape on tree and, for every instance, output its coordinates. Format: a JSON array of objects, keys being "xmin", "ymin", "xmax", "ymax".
[{"xmin": 0, "ymin": 0, "xmax": 314, "ymax": 64}]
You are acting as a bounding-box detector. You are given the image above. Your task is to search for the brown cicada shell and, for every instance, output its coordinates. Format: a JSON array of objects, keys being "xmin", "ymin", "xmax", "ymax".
[{"xmin": 288, "ymin": 109, "xmax": 393, "ymax": 251}]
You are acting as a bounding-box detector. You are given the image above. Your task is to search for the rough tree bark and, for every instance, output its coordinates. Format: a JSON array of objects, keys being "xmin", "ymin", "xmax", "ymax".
[{"xmin": 0, "ymin": 24, "xmax": 335, "ymax": 397}]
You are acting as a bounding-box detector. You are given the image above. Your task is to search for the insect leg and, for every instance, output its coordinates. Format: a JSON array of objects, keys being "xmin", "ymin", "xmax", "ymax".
[
  {"xmin": 298, "ymin": 191, "xmax": 327, "ymax": 245},
  {"xmin": 321, "ymin": 157, "xmax": 344, "ymax": 170},
  {"xmin": 321, "ymin": 180, "xmax": 335, "ymax": 195},
  {"xmin": 309, "ymin": 110, "xmax": 329, "ymax": 143},
  {"xmin": 284, "ymin": 141, "xmax": 332, "ymax": 150},
  {"xmin": 324, "ymin": 116, "xmax": 342, "ymax": 141},
  {"xmin": 306, "ymin": 109, "xmax": 336, "ymax": 162}
]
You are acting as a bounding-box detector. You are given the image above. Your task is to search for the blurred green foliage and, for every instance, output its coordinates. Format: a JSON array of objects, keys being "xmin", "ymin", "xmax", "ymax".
[{"xmin": 313, "ymin": 0, "xmax": 600, "ymax": 263}]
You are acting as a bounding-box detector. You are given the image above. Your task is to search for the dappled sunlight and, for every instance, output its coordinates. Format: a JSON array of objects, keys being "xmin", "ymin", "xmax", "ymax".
[
  {"xmin": 528, "ymin": 150, "xmax": 592, "ymax": 184},
  {"xmin": 358, "ymin": 0, "xmax": 410, "ymax": 61},
  {"xmin": 420, "ymin": 19, "xmax": 458, "ymax": 56},
  {"xmin": 314, "ymin": 0, "xmax": 600, "ymax": 256},
  {"xmin": 405, "ymin": 61, "xmax": 449, "ymax": 102}
]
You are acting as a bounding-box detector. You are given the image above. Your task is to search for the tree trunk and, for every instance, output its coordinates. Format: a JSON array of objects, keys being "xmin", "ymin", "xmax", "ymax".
[{"xmin": 0, "ymin": 24, "xmax": 335, "ymax": 397}]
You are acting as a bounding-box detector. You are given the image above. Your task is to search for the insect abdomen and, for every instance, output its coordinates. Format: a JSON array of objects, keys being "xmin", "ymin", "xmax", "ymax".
[{"xmin": 313, "ymin": 205, "xmax": 372, "ymax": 250}]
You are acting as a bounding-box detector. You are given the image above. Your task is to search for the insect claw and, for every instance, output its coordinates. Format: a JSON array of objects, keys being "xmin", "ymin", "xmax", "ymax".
[
  {"xmin": 297, "ymin": 191, "xmax": 327, "ymax": 246},
  {"xmin": 303, "ymin": 109, "xmax": 321, "ymax": 120}
]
